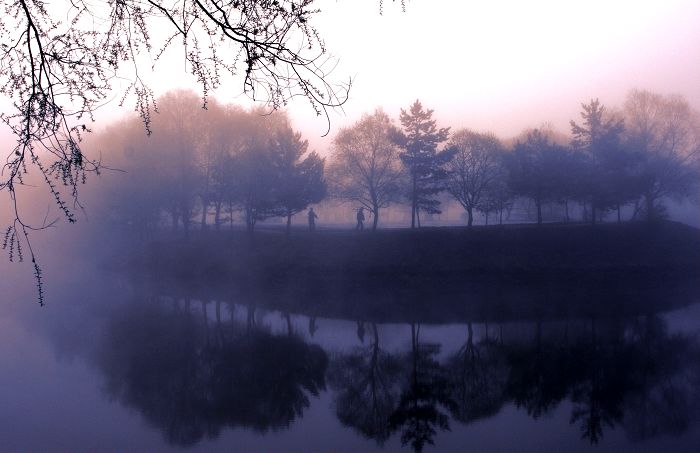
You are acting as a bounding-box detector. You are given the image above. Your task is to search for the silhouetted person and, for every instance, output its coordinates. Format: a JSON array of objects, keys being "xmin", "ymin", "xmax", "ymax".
[
  {"xmin": 308, "ymin": 316, "xmax": 318, "ymax": 337},
  {"xmin": 356, "ymin": 207, "xmax": 365, "ymax": 230},
  {"xmin": 308, "ymin": 207, "xmax": 318, "ymax": 231},
  {"xmin": 356, "ymin": 320, "xmax": 366, "ymax": 343}
]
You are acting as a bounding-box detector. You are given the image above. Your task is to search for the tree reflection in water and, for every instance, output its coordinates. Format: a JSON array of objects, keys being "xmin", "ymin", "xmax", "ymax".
[
  {"xmin": 446, "ymin": 322, "xmax": 508, "ymax": 424},
  {"xmin": 95, "ymin": 299, "xmax": 327, "ymax": 446},
  {"xmin": 504, "ymin": 314, "xmax": 700, "ymax": 445},
  {"xmin": 388, "ymin": 323, "xmax": 457, "ymax": 453},
  {"xmin": 329, "ymin": 322, "xmax": 460, "ymax": 452},
  {"xmin": 620, "ymin": 315, "xmax": 700, "ymax": 441},
  {"xmin": 87, "ymin": 293, "xmax": 700, "ymax": 452},
  {"xmin": 328, "ymin": 322, "xmax": 403, "ymax": 445}
]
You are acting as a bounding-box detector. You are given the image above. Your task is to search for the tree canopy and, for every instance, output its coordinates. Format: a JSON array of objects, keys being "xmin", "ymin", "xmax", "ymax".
[
  {"xmin": 392, "ymin": 100, "xmax": 453, "ymax": 228},
  {"xmin": 623, "ymin": 89, "xmax": 700, "ymax": 220},
  {"xmin": 330, "ymin": 109, "xmax": 404, "ymax": 230},
  {"xmin": 0, "ymin": 0, "xmax": 349, "ymax": 284},
  {"xmin": 445, "ymin": 130, "xmax": 506, "ymax": 227}
]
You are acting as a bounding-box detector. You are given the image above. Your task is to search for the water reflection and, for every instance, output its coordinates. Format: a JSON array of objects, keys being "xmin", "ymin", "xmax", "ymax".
[
  {"xmin": 388, "ymin": 323, "xmax": 456, "ymax": 453},
  {"xmin": 95, "ymin": 300, "xmax": 327, "ymax": 446},
  {"xmin": 502, "ymin": 316, "xmax": 700, "ymax": 445},
  {"xmin": 447, "ymin": 323, "xmax": 508, "ymax": 424},
  {"xmin": 80, "ymin": 291, "xmax": 700, "ymax": 452},
  {"xmin": 328, "ymin": 322, "xmax": 402, "ymax": 445}
]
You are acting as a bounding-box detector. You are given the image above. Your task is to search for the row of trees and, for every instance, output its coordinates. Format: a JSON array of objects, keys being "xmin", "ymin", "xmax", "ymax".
[
  {"xmin": 97, "ymin": 89, "xmax": 698, "ymax": 234},
  {"xmin": 333, "ymin": 91, "xmax": 699, "ymax": 229},
  {"xmin": 98, "ymin": 90, "xmax": 326, "ymax": 235},
  {"xmin": 91, "ymin": 295, "xmax": 700, "ymax": 452}
]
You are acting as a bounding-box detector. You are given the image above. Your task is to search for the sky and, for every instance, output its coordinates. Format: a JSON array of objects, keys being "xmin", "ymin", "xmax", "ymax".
[
  {"xmin": 277, "ymin": 0, "xmax": 700, "ymax": 152},
  {"xmin": 6, "ymin": 0, "xmax": 700, "ymax": 155},
  {"xmin": 135, "ymin": 0, "xmax": 700, "ymax": 154}
]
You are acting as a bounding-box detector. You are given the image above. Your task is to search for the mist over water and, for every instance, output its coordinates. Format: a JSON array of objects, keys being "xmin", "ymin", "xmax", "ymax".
[
  {"xmin": 1, "ymin": 222, "xmax": 699, "ymax": 453},
  {"xmin": 2, "ymin": 0, "xmax": 700, "ymax": 450},
  {"xmin": 2, "ymin": 87, "xmax": 699, "ymax": 452}
]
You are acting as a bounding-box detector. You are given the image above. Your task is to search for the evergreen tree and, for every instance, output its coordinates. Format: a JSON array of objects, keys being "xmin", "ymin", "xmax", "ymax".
[
  {"xmin": 271, "ymin": 127, "xmax": 327, "ymax": 235},
  {"xmin": 570, "ymin": 99, "xmax": 629, "ymax": 224},
  {"xmin": 392, "ymin": 100, "xmax": 453, "ymax": 228}
]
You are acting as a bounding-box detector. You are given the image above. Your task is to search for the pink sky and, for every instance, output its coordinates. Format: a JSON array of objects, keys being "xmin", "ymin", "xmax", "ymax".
[
  {"xmin": 285, "ymin": 0, "xmax": 700, "ymax": 151},
  {"xmin": 74, "ymin": 0, "xmax": 700, "ymax": 154}
]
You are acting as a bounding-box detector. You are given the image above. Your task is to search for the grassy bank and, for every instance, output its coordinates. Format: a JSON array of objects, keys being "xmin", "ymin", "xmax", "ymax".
[
  {"xmin": 118, "ymin": 221, "xmax": 700, "ymax": 322},
  {"xmin": 138, "ymin": 220, "xmax": 699, "ymax": 276}
]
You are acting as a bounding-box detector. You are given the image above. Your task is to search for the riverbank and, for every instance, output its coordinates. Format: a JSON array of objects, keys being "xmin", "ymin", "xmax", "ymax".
[
  {"xmin": 121, "ymin": 221, "xmax": 700, "ymax": 322},
  {"xmin": 137, "ymin": 220, "xmax": 699, "ymax": 274}
]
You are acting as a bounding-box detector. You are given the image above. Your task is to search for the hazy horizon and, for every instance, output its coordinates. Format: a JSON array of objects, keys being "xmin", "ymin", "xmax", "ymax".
[{"xmin": 18, "ymin": 0, "xmax": 695, "ymax": 156}]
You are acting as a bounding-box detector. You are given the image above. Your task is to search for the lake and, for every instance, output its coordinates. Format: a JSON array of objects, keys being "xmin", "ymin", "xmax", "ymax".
[{"xmin": 1, "ymin": 247, "xmax": 700, "ymax": 453}]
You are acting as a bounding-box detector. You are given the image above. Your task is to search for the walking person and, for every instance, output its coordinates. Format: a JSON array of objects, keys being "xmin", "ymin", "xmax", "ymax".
[
  {"xmin": 356, "ymin": 207, "xmax": 365, "ymax": 231},
  {"xmin": 308, "ymin": 207, "xmax": 318, "ymax": 231}
]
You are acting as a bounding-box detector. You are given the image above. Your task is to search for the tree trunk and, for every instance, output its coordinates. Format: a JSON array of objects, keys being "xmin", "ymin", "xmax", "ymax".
[
  {"xmin": 410, "ymin": 323, "xmax": 418, "ymax": 376},
  {"xmin": 201, "ymin": 301, "xmax": 208, "ymax": 327},
  {"xmin": 286, "ymin": 212, "xmax": 292, "ymax": 236},
  {"xmin": 411, "ymin": 202, "xmax": 415, "ymax": 229},
  {"xmin": 214, "ymin": 202, "xmax": 222, "ymax": 231},
  {"xmin": 245, "ymin": 206, "xmax": 255, "ymax": 233},
  {"xmin": 416, "ymin": 208, "xmax": 421, "ymax": 228},
  {"xmin": 631, "ymin": 199, "xmax": 641, "ymax": 221},
  {"xmin": 467, "ymin": 207, "xmax": 473, "ymax": 228},
  {"xmin": 200, "ymin": 197, "xmax": 208, "ymax": 229},
  {"xmin": 182, "ymin": 206, "xmax": 191, "ymax": 238},
  {"xmin": 372, "ymin": 204, "xmax": 379, "ymax": 230},
  {"xmin": 285, "ymin": 313, "xmax": 293, "ymax": 336},
  {"xmin": 247, "ymin": 305, "xmax": 256, "ymax": 331},
  {"xmin": 411, "ymin": 174, "xmax": 417, "ymax": 229},
  {"xmin": 171, "ymin": 211, "xmax": 179, "ymax": 231},
  {"xmin": 645, "ymin": 194, "xmax": 654, "ymax": 222}
]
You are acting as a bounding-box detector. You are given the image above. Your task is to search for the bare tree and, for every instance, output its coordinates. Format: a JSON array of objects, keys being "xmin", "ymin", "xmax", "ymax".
[
  {"xmin": 330, "ymin": 109, "xmax": 404, "ymax": 230},
  {"xmin": 623, "ymin": 90, "xmax": 700, "ymax": 221},
  {"xmin": 92, "ymin": 90, "xmax": 218, "ymax": 236},
  {"xmin": 204, "ymin": 104, "xmax": 250, "ymax": 229},
  {"xmin": 445, "ymin": 130, "xmax": 505, "ymax": 228},
  {"xmin": 0, "ymin": 0, "xmax": 350, "ymax": 302},
  {"xmin": 153, "ymin": 90, "xmax": 213, "ymax": 237}
]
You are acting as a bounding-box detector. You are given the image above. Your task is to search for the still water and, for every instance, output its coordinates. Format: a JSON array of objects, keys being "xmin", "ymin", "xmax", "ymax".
[{"xmin": 1, "ymin": 258, "xmax": 700, "ymax": 453}]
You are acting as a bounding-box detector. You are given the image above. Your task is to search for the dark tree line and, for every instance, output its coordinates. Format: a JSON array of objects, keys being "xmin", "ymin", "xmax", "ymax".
[
  {"xmin": 94, "ymin": 89, "xmax": 698, "ymax": 235},
  {"xmin": 0, "ymin": 0, "xmax": 352, "ymax": 306},
  {"xmin": 75, "ymin": 287, "xmax": 700, "ymax": 452},
  {"xmin": 330, "ymin": 91, "xmax": 698, "ymax": 228},
  {"xmin": 95, "ymin": 90, "xmax": 326, "ymax": 236},
  {"xmin": 327, "ymin": 316, "xmax": 700, "ymax": 452}
]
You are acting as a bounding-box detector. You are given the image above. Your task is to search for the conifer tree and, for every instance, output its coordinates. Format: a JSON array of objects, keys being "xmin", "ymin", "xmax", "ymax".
[
  {"xmin": 570, "ymin": 99, "xmax": 628, "ymax": 224},
  {"xmin": 392, "ymin": 100, "xmax": 453, "ymax": 228}
]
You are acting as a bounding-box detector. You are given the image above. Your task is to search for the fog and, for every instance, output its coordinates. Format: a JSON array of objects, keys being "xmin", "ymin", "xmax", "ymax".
[
  {"xmin": 2, "ymin": 233, "xmax": 700, "ymax": 452},
  {"xmin": 82, "ymin": 0, "xmax": 700, "ymax": 149},
  {"xmin": 2, "ymin": 1, "xmax": 700, "ymax": 452}
]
